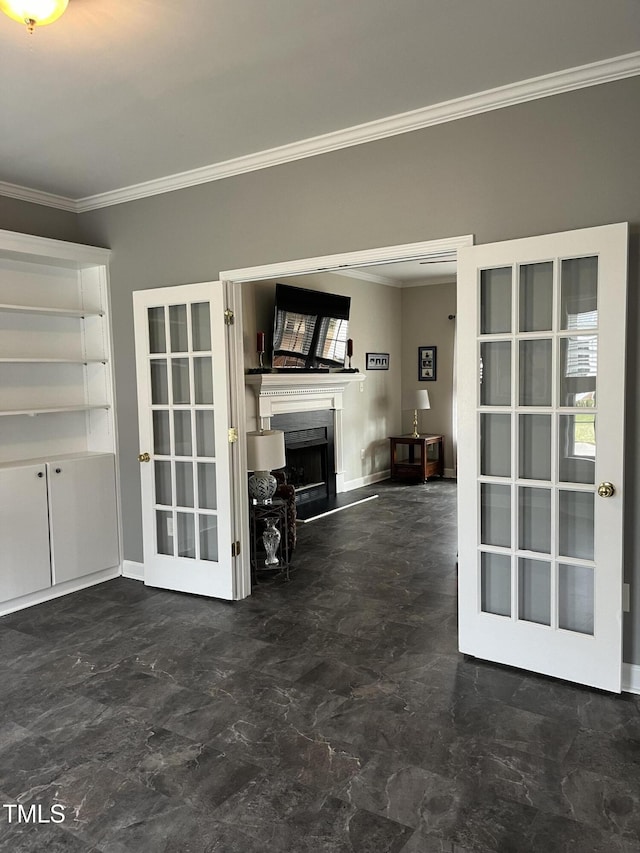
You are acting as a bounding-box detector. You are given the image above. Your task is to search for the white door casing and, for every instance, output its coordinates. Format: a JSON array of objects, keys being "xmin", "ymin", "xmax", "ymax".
[
  {"xmin": 133, "ymin": 282, "xmax": 235, "ymax": 599},
  {"xmin": 457, "ymin": 223, "xmax": 628, "ymax": 692}
]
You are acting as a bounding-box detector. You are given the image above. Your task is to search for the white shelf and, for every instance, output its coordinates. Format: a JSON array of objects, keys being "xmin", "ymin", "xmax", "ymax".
[
  {"xmin": 0, "ymin": 405, "xmax": 111, "ymax": 417},
  {"xmin": 0, "ymin": 303, "xmax": 103, "ymax": 319},
  {"xmin": 0, "ymin": 451, "xmax": 114, "ymax": 470},
  {"xmin": 0, "ymin": 358, "xmax": 108, "ymax": 364}
]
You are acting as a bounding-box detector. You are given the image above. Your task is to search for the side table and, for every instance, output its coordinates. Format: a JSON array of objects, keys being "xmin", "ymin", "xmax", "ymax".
[
  {"xmin": 389, "ymin": 434, "xmax": 444, "ymax": 483},
  {"xmin": 249, "ymin": 498, "xmax": 291, "ymax": 581}
]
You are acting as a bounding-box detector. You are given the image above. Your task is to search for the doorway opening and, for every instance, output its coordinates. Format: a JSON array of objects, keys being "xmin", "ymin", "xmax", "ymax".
[{"xmin": 221, "ymin": 234, "xmax": 472, "ymax": 598}]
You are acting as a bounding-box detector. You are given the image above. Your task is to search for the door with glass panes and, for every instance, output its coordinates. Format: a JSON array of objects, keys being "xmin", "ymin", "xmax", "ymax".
[
  {"xmin": 133, "ymin": 282, "xmax": 235, "ymax": 599},
  {"xmin": 457, "ymin": 224, "xmax": 628, "ymax": 692}
]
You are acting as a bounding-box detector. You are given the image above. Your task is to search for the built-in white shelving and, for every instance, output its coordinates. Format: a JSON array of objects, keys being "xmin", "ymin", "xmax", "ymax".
[
  {"xmin": 0, "ymin": 357, "xmax": 108, "ymax": 364},
  {"xmin": 0, "ymin": 229, "xmax": 121, "ymax": 616},
  {"xmin": 0, "ymin": 404, "xmax": 111, "ymax": 418},
  {"xmin": 0, "ymin": 302, "xmax": 103, "ymax": 318}
]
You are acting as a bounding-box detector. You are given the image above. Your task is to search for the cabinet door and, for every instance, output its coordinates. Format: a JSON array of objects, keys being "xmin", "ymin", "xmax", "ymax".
[
  {"xmin": 48, "ymin": 455, "xmax": 120, "ymax": 584},
  {"xmin": 0, "ymin": 465, "xmax": 51, "ymax": 602}
]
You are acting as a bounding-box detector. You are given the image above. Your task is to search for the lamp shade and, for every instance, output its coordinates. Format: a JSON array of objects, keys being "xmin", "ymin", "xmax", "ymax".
[
  {"xmin": 402, "ymin": 389, "xmax": 431, "ymax": 411},
  {"xmin": 246, "ymin": 429, "xmax": 286, "ymax": 472}
]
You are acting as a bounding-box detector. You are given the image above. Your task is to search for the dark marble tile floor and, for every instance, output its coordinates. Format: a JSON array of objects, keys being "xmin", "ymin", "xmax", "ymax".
[{"xmin": 1, "ymin": 480, "xmax": 640, "ymax": 851}]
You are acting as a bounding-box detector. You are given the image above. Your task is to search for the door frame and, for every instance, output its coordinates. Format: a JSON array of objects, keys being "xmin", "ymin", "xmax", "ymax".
[{"xmin": 220, "ymin": 234, "xmax": 474, "ymax": 599}]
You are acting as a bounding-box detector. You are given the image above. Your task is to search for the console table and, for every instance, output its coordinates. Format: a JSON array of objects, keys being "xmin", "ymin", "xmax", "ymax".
[
  {"xmin": 389, "ymin": 434, "xmax": 444, "ymax": 482},
  {"xmin": 249, "ymin": 498, "xmax": 291, "ymax": 581}
]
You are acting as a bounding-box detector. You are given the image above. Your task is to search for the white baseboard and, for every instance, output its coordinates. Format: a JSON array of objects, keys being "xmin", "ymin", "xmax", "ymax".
[
  {"xmin": 122, "ymin": 560, "xmax": 144, "ymax": 582},
  {"xmin": 0, "ymin": 566, "xmax": 121, "ymax": 617},
  {"xmin": 622, "ymin": 663, "xmax": 640, "ymax": 694},
  {"xmin": 444, "ymin": 468, "xmax": 457, "ymax": 479},
  {"xmin": 343, "ymin": 470, "xmax": 390, "ymax": 492}
]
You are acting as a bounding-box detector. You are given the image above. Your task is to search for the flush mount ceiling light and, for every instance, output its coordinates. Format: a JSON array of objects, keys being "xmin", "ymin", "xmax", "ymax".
[{"xmin": 0, "ymin": 0, "xmax": 68, "ymax": 34}]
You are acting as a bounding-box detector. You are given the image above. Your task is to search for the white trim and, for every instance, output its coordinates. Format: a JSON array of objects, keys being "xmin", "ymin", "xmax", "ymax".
[
  {"xmin": 0, "ymin": 567, "xmax": 120, "ymax": 617},
  {"xmin": 298, "ymin": 494, "xmax": 379, "ymax": 523},
  {"xmin": 122, "ymin": 560, "xmax": 144, "ymax": 581},
  {"xmin": 0, "ymin": 228, "xmax": 111, "ymax": 265},
  {"xmin": 246, "ymin": 373, "xmax": 365, "ymax": 420},
  {"xmin": 0, "ymin": 181, "xmax": 76, "ymax": 213},
  {"xmin": 444, "ymin": 468, "xmax": 456, "ymax": 479},
  {"xmin": 3, "ymin": 52, "xmax": 639, "ymax": 213},
  {"xmin": 221, "ymin": 236, "xmax": 473, "ymax": 283},
  {"xmin": 344, "ymin": 470, "xmax": 391, "ymax": 491},
  {"xmin": 622, "ymin": 663, "xmax": 640, "ymax": 695}
]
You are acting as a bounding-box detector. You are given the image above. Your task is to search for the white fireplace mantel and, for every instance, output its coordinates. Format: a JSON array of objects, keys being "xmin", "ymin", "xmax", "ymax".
[
  {"xmin": 245, "ymin": 372, "xmax": 365, "ymax": 420},
  {"xmin": 245, "ymin": 372, "xmax": 365, "ymax": 493}
]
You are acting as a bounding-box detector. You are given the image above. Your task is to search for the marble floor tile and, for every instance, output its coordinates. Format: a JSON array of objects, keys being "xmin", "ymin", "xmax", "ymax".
[{"xmin": 1, "ymin": 479, "xmax": 640, "ymax": 852}]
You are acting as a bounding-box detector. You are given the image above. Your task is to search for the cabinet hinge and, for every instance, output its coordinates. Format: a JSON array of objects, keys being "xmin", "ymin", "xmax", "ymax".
[
  {"xmin": 231, "ymin": 540, "xmax": 241, "ymax": 557},
  {"xmin": 224, "ymin": 309, "xmax": 235, "ymax": 326},
  {"xmin": 228, "ymin": 427, "xmax": 238, "ymax": 443}
]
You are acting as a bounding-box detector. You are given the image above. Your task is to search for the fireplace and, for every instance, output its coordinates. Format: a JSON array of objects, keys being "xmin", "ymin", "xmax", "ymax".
[
  {"xmin": 245, "ymin": 372, "xmax": 365, "ymax": 497},
  {"xmin": 271, "ymin": 410, "xmax": 336, "ymax": 506}
]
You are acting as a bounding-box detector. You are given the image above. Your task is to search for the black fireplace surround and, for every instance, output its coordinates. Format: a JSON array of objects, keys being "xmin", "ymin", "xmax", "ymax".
[{"xmin": 270, "ymin": 410, "xmax": 336, "ymax": 507}]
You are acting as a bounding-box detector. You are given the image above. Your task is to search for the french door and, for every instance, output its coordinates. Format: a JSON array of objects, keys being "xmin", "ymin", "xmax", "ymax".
[
  {"xmin": 133, "ymin": 282, "xmax": 236, "ymax": 599},
  {"xmin": 457, "ymin": 223, "xmax": 628, "ymax": 692}
]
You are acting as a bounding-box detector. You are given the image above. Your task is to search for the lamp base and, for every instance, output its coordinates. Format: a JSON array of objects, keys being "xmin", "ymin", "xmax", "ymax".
[
  {"xmin": 248, "ymin": 471, "xmax": 277, "ymax": 502},
  {"xmin": 412, "ymin": 409, "xmax": 420, "ymax": 438}
]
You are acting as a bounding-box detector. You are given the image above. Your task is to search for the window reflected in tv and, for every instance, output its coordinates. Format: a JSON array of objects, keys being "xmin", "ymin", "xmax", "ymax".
[{"xmin": 272, "ymin": 284, "xmax": 350, "ymax": 369}]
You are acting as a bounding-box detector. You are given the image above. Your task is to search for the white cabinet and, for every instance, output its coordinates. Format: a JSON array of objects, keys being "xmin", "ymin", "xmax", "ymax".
[
  {"xmin": 49, "ymin": 455, "xmax": 119, "ymax": 585},
  {"xmin": 0, "ymin": 463, "xmax": 52, "ymax": 601},
  {"xmin": 0, "ymin": 454, "xmax": 119, "ymax": 609},
  {"xmin": 0, "ymin": 230, "xmax": 121, "ymax": 614}
]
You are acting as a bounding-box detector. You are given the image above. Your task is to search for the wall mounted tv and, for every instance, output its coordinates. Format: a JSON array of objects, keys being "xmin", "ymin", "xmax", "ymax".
[{"xmin": 272, "ymin": 283, "xmax": 351, "ymax": 370}]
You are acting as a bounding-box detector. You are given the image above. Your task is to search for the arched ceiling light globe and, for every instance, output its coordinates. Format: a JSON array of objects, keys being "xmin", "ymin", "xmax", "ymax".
[{"xmin": 0, "ymin": 0, "xmax": 69, "ymax": 33}]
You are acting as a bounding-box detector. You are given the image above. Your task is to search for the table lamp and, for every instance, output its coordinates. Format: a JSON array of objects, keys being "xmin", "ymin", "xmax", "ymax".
[
  {"xmin": 246, "ymin": 429, "xmax": 286, "ymax": 501},
  {"xmin": 402, "ymin": 389, "xmax": 431, "ymax": 438}
]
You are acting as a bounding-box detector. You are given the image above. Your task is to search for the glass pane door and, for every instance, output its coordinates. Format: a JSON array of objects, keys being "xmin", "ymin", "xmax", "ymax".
[
  {"xmin": 148, "ymin": 300, "xmax": 219, "ymax": 563},
  {"xmin": 134, "ymin": 281, "xmax": 234, "ymax": 601},
  {"xmin": 457, "ymin": 223, "xmax": 628, "ymax": 692},
  {"xmin": 478, "ymin": 258, "xmax": 597, "ymax": 633}
]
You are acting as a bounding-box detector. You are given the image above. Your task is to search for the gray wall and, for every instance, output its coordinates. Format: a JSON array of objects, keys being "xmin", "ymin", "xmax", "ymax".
[
  {"xmin": 0, "ymin": 195, "xmax": 81, "ymax": 243},
  {"xmin": 3, "ymin": 76, "xmax": 639, "ymax": 661},
  {"xmin": 401, "ymin": 282, "xmax": 457, "ymax": 471}
]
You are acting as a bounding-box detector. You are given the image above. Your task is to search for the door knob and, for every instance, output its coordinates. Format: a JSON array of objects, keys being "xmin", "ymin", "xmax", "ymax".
[
  {"xmin": 138, "ymin": 452, "xmax": 151, "ymax": 463},
  {"xmin": 598, "ymin": 482, "xmax": 615, "ymax": 498}
]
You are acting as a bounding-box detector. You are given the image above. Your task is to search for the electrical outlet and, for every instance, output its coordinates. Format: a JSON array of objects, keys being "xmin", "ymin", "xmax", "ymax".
[
  {"xmin": 623, "ymin": 583, "xmax": 630, "ymax": 612},
  {"xmin": 359, "ymin": 381, "xmax": 364, "ymax": 392},
  {"xmin": 360, "ymin": 448, "xmax": 365, "ymax": 460}
]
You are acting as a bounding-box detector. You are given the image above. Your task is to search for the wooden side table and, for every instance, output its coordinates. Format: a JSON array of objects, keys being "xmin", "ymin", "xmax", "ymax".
[{"xmin": 389, "ymin": 434, "xmax": 444, "ymax": 483}]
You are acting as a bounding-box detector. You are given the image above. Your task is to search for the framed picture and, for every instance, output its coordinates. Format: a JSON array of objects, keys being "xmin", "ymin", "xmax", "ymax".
[
  {"xmin": 366, "ymin": 352, "xmax": 389, "ymax": 370},
  {"xmin": 418, "ymin": 346, "xmax": 436, "ymax": 381}
]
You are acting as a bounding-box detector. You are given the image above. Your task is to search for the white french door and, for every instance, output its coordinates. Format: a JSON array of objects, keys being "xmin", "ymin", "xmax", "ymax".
[
  {"xmin": 133, "ymin": 282, "xmax": 236, "ymax": 599},
  {"xmin": 457, "ymin": 223, "xmax": 628, "ymax": 692}
]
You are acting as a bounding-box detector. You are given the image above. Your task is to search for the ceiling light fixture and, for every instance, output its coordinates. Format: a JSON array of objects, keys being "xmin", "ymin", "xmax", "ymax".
[{"xmin": 0, "ymin": 0, "xmax": 68, "ymax": 34}]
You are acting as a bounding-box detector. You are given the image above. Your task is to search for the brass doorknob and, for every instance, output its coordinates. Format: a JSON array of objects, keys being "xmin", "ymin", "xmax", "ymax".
[
  {"xmin": 598, "ymin": 482, "xmax": 615, "ymax": 498},
  {"xmin": 138, "ymin": 452, "xmax": 151, "ymax": 463}
]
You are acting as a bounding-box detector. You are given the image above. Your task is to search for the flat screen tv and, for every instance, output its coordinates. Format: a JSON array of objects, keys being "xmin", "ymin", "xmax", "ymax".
[{"xmin": 272, "ymin": 283, "xmax": 351, "ymax": 370}]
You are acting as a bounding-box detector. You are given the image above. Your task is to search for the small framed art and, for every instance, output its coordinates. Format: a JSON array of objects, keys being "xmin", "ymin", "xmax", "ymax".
[
  {"xmin": 366, "ymin": 352, "xmax": 389, "ymax": 370},
  {"xmin": 418, "ymin": 346, "xmax": 436, "ymax": 381}
]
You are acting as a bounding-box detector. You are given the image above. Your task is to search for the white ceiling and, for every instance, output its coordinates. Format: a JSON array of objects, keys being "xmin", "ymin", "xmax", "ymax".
[
  {"xmin": 2, "ymin": 0, "xmax": 640, "ymax": 202},
  {"xmin": 339, "ymin": 259, "xmax": 457, "ymax": 287}
]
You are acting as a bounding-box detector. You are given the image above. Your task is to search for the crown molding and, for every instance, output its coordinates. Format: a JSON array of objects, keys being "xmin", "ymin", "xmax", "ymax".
[
  {"xmin": 400, "ymin": 275, "xmax": 457, "ymax": 289},
  {"xmin": 3, "ymin": 51, "xmax": 640, "ymax": 214},
  {"xmin": 332, "ymin": 267, "xmax": 399, "ymax": 288},
  {"xmin": 0, "ymin": 180, "xmax": 76, "ymax": 213}
]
